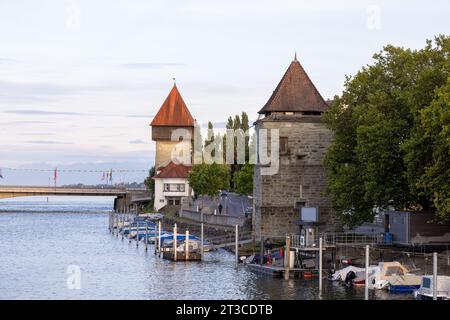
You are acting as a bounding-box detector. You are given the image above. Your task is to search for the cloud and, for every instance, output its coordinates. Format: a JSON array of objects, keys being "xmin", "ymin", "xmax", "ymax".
[
  {"xmin": 0, "ymin": 58, "xmax": 12, "ymax": 64},
  {"xmin": 127, "ymin": 114, "xmax": 153, "ymax": 118},
  {"xmin": 24, "ymin": 140, "xmax": 73, "ymax": 145},
  {"xmin": 18, "ymin": 132, "xmax": 56, "ymax": 136},
  {"xmin": 5, "ymin": 109, "xmax": 87, "ymax": 116},
  {"xmin": 0, "ymin": 120, "xmax": 55, "ymax": 126},
  {"xmin": 120, "ymin": 63, "xmax": 185, "ymax": 69},
  {"xmin": 129, "ymin": 139, "xmax": 147, "ymax": 144}
]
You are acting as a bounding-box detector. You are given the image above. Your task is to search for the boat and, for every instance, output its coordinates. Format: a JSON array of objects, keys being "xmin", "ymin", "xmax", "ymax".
[
  {"xmin": 140, "ymin": 232, "xmax": 172, "ymax": 243},
  {"xmin": 331, "ymin": 265, "xmax": 379, "ymax": 286},
  {"xmin": 414, "ymin": 276, "xmax": 450, "ymax": 300},
  {"xmin": 160, "ymin": 234, "xmax": 201, "ymax": 246},
  {"xmin": 121, "ymin": 227, "xmax": 153, "ymax": 236},
  {"xmin": 368, "ymin": 262, "xmax": 421, "ymax": 292}
]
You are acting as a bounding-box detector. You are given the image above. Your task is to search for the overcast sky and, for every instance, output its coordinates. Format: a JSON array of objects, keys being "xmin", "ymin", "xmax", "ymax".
[{"xmin": 0, "ymin": 0, "xmax": 448, "ymax": 184}]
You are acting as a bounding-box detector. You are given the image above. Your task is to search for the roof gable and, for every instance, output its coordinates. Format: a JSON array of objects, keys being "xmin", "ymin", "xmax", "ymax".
[
  {"xmin": 151, "ymin": 84, "xmax": 195, "ymax": 127},
  {"xmin": 153, "ymin": 161, "xmax": 192, "ymax": 179},
  {"xmin": 259, "ymin": 57, "xmax": 329, "ymax": 114}
]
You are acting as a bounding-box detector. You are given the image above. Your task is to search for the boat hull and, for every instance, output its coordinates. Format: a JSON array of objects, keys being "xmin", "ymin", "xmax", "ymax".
[{"xmin": 389, "ymin": 285, "xmax": 420, "ymax": 293}]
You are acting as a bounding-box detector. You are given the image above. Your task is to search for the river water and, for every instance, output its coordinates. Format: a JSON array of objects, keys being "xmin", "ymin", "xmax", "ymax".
[{"xmin": 0, "ymin": 197, "xmax": 413, "ymax": 300}]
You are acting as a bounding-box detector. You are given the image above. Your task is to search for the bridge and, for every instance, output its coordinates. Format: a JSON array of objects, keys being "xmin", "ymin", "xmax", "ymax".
[{"xmin": 0, "ymin": 186, "xmax": 151, "ymax": 212}]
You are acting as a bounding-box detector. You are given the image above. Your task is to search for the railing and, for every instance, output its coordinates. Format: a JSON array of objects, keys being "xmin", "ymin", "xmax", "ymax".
[
  {"xmin": 205, "ymin": 230, "xmax": 255, "ymax": 249},
  {"xmin": 290, "ymin": 232, "xmax": 384, "ymax": 248}
]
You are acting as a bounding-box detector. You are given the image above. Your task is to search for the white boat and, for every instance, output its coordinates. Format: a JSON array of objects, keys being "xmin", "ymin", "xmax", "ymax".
[
  {"xmin": 332, "ymin": 265, "xmax": 379, "ymax": 285},
  {"xmin": 415, "ymin": 276, "xmax": 450, "ymax": 300},
  {"xmin": 368, "ymin": 261, "xmax": 422, "ymax": 292}
]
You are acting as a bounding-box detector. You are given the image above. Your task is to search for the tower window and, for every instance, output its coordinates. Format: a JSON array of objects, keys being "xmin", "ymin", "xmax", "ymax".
[{"xmin": 280, "ymin": 137, "xmax": 288, "ymax": 155}]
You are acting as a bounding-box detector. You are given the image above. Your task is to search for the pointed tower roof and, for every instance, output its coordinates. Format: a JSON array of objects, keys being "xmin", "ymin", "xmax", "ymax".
[
  {"xmin": 151, "ymin": 84, "xmax": 195, "ymax": 127},
  {"xmin": 258, "ymin": 56, "xmax": 329, "ymax": 115}
]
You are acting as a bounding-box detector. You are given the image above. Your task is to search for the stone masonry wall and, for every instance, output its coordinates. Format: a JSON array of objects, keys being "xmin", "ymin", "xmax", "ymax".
[{"xmin": 253, "ymin": 116, "xmax": 334, "ymax": 238}]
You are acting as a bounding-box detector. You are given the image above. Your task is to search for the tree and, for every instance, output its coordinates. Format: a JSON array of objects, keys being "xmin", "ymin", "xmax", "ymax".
[
  {"xmin": 323, "ymin": 35, "xmax": 450, "ymax": 226},
  {"xmin": 143, "ymin": 166, "xmax": 156, "ymax": 210},
  {"xmin": 188, "ymin": 163, "xmax": 230, "ymax": 199},
  {"xmin": 223, "ymin": 112, "xmax": 251, "ymax": 189},
  {"xmin": 144, "ymin": 166, "xmax": 155, "ymax": 193},
  {"xmin": 233, "ymin": 163, "xmax": 254, "ymax": 196},
  {"xmin": 412, "ymin": 80, "xmax": 450, "ymax": 221}
]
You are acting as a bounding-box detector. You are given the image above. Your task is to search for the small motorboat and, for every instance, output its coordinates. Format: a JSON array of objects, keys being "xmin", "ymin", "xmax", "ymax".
[
  {"xmin": 368, "ymin": 262, "xmax": 421, "ymax": 292},
  {"xmin": 331, "ymin": 265, "xmax": 379, "ymax": 286},
  {"xmin": 414, "ymin": 275, "xmax": 450, "ymax": 300},
  {"xmin": 122, "ymin": 226, "xmax": 154, "ymax": 237}
]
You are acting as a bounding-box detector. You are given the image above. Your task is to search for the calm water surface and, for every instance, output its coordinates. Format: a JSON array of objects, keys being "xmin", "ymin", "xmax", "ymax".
[{"xmin": 0, "ymin": 197, "xmax": 412, "ymax": 300}]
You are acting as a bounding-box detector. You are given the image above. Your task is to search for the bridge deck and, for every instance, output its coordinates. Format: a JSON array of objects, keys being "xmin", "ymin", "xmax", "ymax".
[{"xmin": 0, "ymin": 186, "xmax": 147, "ymax": 199}]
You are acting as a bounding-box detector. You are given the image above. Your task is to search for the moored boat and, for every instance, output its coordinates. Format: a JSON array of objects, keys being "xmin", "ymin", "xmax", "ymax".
[
  {"xmin": 414, "ymin": 275, "xmax": 450, "ymax": 300},
  {"xmin": 368, "ymin": 262, "xmax": 421, "ymax": 292},
  {"xmin": 331, "ymin": 265, "xmax": 379, "ymax": 286}
]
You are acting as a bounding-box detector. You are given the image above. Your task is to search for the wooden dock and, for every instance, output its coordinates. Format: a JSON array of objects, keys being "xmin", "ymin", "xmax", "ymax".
[
  {"xmin": 162, "ymin": 251, "xmax": 202, "ymax": 261},
  {"xmin": 247, "ymin": 264, "xmax": 320, "ymax": 278}
]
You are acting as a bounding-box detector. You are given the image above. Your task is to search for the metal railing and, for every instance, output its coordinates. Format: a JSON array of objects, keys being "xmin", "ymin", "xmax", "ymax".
[{"xmin": 290, "ymin": 232, "xmax": 384, "ymax": 248}]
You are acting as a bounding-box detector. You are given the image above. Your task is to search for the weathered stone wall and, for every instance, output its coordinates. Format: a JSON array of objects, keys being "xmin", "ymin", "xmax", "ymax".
[{"xmin": 253, "ymin": 115, "xmax": 334, "ymax": 238}]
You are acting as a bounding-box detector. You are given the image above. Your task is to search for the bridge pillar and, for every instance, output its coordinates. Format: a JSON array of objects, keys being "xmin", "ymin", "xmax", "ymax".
[{"xmin": 114, "ymin": 195, "xmax": 132, "ymax": 213}]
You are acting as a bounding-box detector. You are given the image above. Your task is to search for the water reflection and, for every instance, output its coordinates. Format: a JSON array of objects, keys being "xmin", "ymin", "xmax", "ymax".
[{"xmin": 0, "ymin": 199, "xmax": 414, "ymax": 300}]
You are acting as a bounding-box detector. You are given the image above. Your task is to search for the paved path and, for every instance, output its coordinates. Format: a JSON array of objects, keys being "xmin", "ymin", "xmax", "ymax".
[{"xmin": 193, "ymin": 192, "xmax": 252, "ymax": 217}]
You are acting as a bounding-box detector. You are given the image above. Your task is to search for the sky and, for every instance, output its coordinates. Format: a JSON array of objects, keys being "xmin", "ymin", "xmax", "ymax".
[{"xmin": 0, "ymin": 0, "xmax": 449, "ymax": 185}]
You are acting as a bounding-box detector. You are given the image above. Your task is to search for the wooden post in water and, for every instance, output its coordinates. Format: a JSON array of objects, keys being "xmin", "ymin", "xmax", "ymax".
[
  {"xmin": 200, "ymin": 212, "xmax": 204, "ymax": 261},
  {"xmin": 365, "ymin": 245, "xmax": 370, "ymax": 300},
  {"xmin": 433, "ymin": 252, "xmax": 438, "ymax": 300},
  {"xmin": 154, "ymin": 223, "xmax": 157, "ymax": 255},
  {"xmin": 235, "ymin": 225, "xmax": 239, "ymax": 267},
  {"xmin": 121, "ymin": 217, "xmax": 125, "ymax": 241},
  {"xmin": 158, "ymin": 220, "xmax": 162, "ymax": 256},
  {"xmin": 260, "ymin": 237, "xmax": 264, "ymax": 265},
  {"xmin": 285, "ymin": 235, "xmax": 290, "ymax": 280},
  {"xmin": 319, "ymin": 237, "xmax": 323, "ymax": 295},
  {"xmin": 200, "ymin": 222, "xmax": 204, "ymax": 261},
  {"xmin": 145, "ymin": 224, "xmax": 148, "ymax": 251},
  {"xmin": 115, "ymin": 214, "xmax": 119, "ymax": 237},
  {"xmin": 185, "ymin": 230, "xmax": 189, "ymax": 261},
  {"xmin": 173, "ymin": 224, "xmax": 177, "ymax": 261},
  {"xmin": 129, "ymin": 218, "xmax": 132, "ymax": 244},
  {"xmin": 136, "ymin": 223, "xmax": 139, "ymax": 247}
]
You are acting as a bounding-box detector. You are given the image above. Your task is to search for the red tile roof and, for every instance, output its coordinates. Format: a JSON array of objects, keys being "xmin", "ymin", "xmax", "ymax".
[
  {"xmin": 151, "ymin": 84, "xmax": 195, "ymax": 127},
  {"xmin": 153, "ymin": 161, "xmax": 192, "ymax": 179},
  {"xmin": 259, "ymin": 57, "xmax": 329, "ymax": 114}
]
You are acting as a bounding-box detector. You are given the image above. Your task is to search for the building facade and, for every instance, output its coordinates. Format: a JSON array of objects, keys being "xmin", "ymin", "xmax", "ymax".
[
  {"xmin": 253, "ymin": 56, "xmax": 334, "ymax": 238},
  {"xmin": 151, "ymin": 84, "xmax": 195, "ymax": 211}
]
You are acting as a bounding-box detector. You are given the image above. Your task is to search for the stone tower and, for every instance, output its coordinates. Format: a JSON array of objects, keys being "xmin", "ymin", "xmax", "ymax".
[
  {"xmin": 253, "ymin": 56, "xmax": 334, "ymax": 238},
  {"xmin": 151, "ymin": 84, "xmax": 195, "ymax": 211},
  {"xmin": 151, "ymin": 84, "xmax": 195, "ymax": 170}
]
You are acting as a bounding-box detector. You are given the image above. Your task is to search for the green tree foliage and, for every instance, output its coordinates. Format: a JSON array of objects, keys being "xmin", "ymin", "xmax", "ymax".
[
  {"xmin": 323, "ymin": 35, "xmax": 450, "ymax": 226},
  {"xmin": 188, "ymin": 163, "xmax": 230, "ymax": 198},
  {"xmin": 223, "ymin": 112, "xmax": 252, "ymax": 189},
  {"xmin": 143, "ymin": 166, "xmax": 156, "ymax": 210},
  {"xmin": 413, "ymin": 81, "xmax": 450, "ymax": 221},
  {"xmin": 144, "ymin": 166, "xmax": 156, "ymax": 192},
  {"xmin": 233, "ymin": 163, "xmax": 254, "ymax": 196}
]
